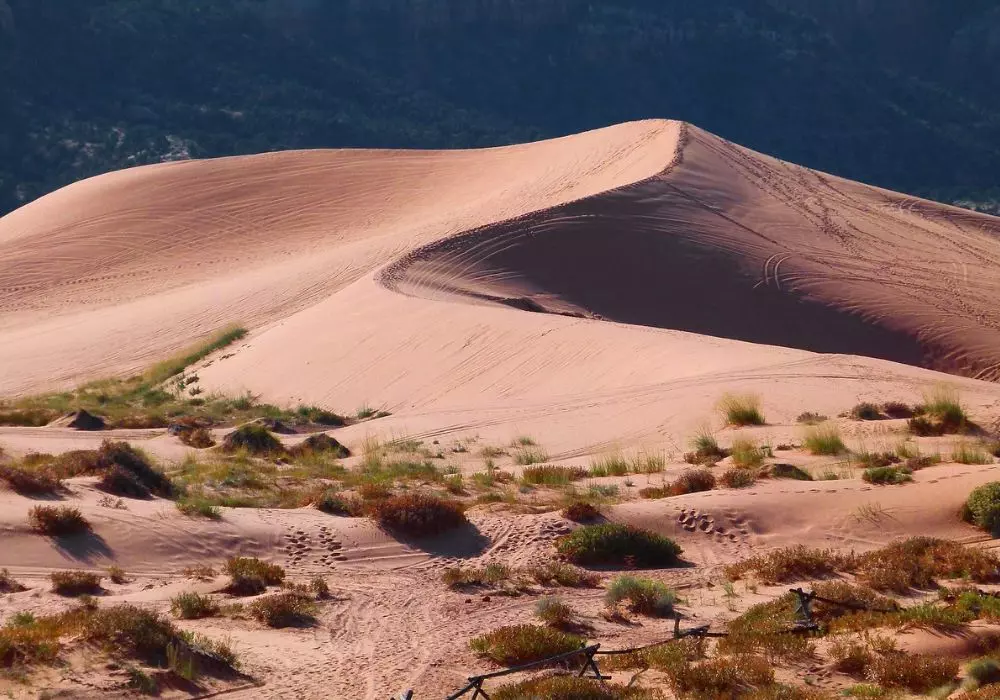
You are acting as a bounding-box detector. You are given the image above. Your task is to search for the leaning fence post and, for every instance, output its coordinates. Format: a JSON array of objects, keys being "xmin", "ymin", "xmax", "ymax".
[
  {"xmin": 792, "ymin": 588, "xmax": 815, "ymax": 626},
  {"xmin": 673, "ymin": 613, "xmax": 682, "ymax": 638}
]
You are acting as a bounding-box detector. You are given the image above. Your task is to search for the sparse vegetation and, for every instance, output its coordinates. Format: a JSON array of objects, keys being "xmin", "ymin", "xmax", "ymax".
[
  {"xmin": 107, "ymin": 566, "xmax": 127, "ymax": 584},
  {"xmin": 721, "ymin": 467, "xmax": 757, "ymax": 488},
  {"xmin": 314, "ymin": 489, "xmax": 363, "ymax": 517},
  {"xmin": 866, "ymin": 652, "xmax": 958, "ymax": 693},
  {"xmin": 470, "ymin": 624, "xmax": 584, "ymax": 666},
  {"xmin": 669, "ymin": 654, "xmax": 775, "ymax": 697},
  {"xmin": 0, "ymin": 569, "xmax": 27, "ymax": 593},
  {"xmin": 908, "ymin": 385, "xmax": 970, "ymax": 435},
  {"xmin": 28, "ymin": 505, "xmax": 91, "ymax": 536},
  {"xmin": 534, "ymin": 596, "xmax": 574, "ymax": 627},
  {"xmin": 50, "ymin": 570, "xmax": 102, "ymax": 596},
  {"xmin": 175, "ymin": 496, "xmax": 223, "ymax": 519},
  {"xmin": 221, "ymin": 423, "xmax": 284, "ymax": 455},
  {"xmin": 725, "ymin": 545, "xmax": 854, "ymax": 583},
  {"xmin": 493, "ymin": 677, "xmax": 660, "ymax": 699},
  {"xmin": 604, "ymin": 575, "xmax": 677, "ymax": 617},
  {"xmin": 521, "ymin": 464, "xmax": 586, "ymax": 485},
  {"xmin": 170, "ymin": 592, "xmax": 220, "ymax": 619},
  {"xmin": 179, "ymin": 427, "xmax": 216, "ymax": 448},
  {"xmin": 685, "ymin": 428, "xmax": 729, "ymax": 465},
  {"xmin": 557, "ymin": 523, "xmax": 682, "ymax": 568},
  {"xmin": 248, "ymin": 592, "xmax": 317, "ymax": 627},
  {"xmin": 730, "ymin": 436, "xmax": 766, "ymax": 468},
  {"xmin": 850, "ymin": 403, "xmax": 883, "ymax": 421},
  {"xmin": 797, "ymin": 412, "xmax": 828, "ymax": 425},
  {"xmin": 718, "ymin": 393, "xmax": 765, "ymax": 426},
  {"xmin": 224, "ymin": 557, "xmax": 285, "ymax": 586},
  {"xmin": 310, "ymin": 576, "xmax": 331, "ymax": 599},
  {"xmin": 770, "ymin": 463, "xmax": 812, "ymax": 480},
  {"xmin": 671, "ymin": 468, "xmax": 717, "ymax": 495},
  {"xmin": 882, "ymin": 402, "xmax": 914, "ymax": 419},
  {"xmin": 0, "ymin": 463, "xmax": 63, "ymax": 495},
  {"xmin": 953, "ymin": 441, "xmax": 993, "ymax": 465},
  {"xmin": 803, "ymin": 423, "xmax": 846, "ymax": 455},
  {"xmin": 562, "ymin": 500, "xmax": 600, "ymax": 522},
  {"xmin": 513, "ymin": 447, "xmax": 549, "ymax": 466},
  {"xmin": 862, "ymin": 466, "xmax": 913, "ymax": 485}
]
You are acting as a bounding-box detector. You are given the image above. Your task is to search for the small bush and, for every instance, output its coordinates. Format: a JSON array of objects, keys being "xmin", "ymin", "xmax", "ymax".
[
  {"xmin": 722, "ymin": 467, "xmax": 756, "ymax": 488},
  {"xmin": 289, "ymin": 433, "xmax": 350, "ymax": 459},
  {"xmin": 107, "ymin": 565, "xmax": 127, "ymax": 584},
  {"xmin": 470, "ymin": 624, "xmax": 584, "ymax": 666},
  {"xmin": 370, "ymin": 493, "xmax": 467, "ymax": 536},
  {"xmin": 671, "ymin": 468, "xmax": 716, "ymax": 495},
  {"xmin": 882, "ymin": 402, "xmax": 914, "ymax": 419},
  {"xmin": 514, "ymin": 448, "xmax": 549, "ymax": 466},
  {"xmin": 248, "ymin": 592, "xmax": 317, "ymax": 627},
  {"xmin": 180, "ymin": 427, "xmax": 216, "ymax": 449},
  {"xmin": 83, "ymin": 604, "xmax": 178, "ymax": 664},
  {"xmin": 967, "ymin": 658, "xmax": 1000, "ymax": 689},
  {"xmin": 670, "ymin": 655, "xmax": 774, "ymax": 697},
  {"xmin": 521, "ymin": 465, "xmax": 586, "ymax": 485},
  {"xmin": 295, "ymin": 405, "xmax": 346, "ymax": 426},
  {"xmin": 224, "ymin": 557, "xmax": 285, "ymax": 586},
  {"xmin": 770, "ymin": 463, "xmax": 812, "ymax": 480},
  {"xmin": 221, "ymin": 424, "xmax": 284, "ymax": 455},
  {"xmin": 98, "ymin": 465, "xmax": 152, "ymax": 499},
  {"xmin": 528, "ymin": 562, "xmax": 600, "ymax": 588},
  {"xmin": 851, "ymin": 403, "xmax": 883, "ymax": 421},
  {"xmin": 557, "ymin": 523, "xmax": 682, "ymax": 568},
  {"xmin": 176, "ymin": 497, "xmax": 222, "ymax": 520},
  {"xmin": 725, "ymin": 545, "xmax": 854, "ymax": 583},
  {"xmin": 50, "ymin": 570, "xmax": 102, "ymax": 596},
  {"xmin": 310, "ymin": 576, "xmax": 331, "ymax": 599},
  {"xmin": 314, "ymin": 489, "xmax": 363, "ymax": 517},
  {"xmin": 924, "ymin": 385, "xmax": 969, "ymax": 432},
  {"xmin": 170, "ymin": 592, "xmax": 220, "ymax": 619},
  {"xmin": 907, "ymin": 415, "xmax": 941, "ymax": 436},
  {"xmin": 0, "ymin": 464, "xmax": 63, "ymax": 495},
  {"xmin": 638, "ymin": 485, "xmax": 670, "ymax": 499},
  {"xmin": 0, "ymin": 568, "xmax": 27, "ymax": 593},
  {"xmin": 718, "ymin": 393, "xmax": 765, "ymax": 426},
  {"xmin": 535, "ymin": 597, "xmax": 574, "ymax": 627},
  {"xmin": 96, "ymin": 441, "xmax": 173, "ymax": 497},
  {"xmin": 493, "ymin": 677, "xmax": 660, "ymax": 700},
  {"xmin": 856, "ymin": 537, "xmax": 1000, "ymax": 592},
  {"xmin": 29, "ymin": 505, "xmax": 91, "ymax": 536},
  {"xmin": 605, "ymin": 575, "xmax": 677, "ymax": 617},
  {"xmin": 225, "ymin": 574, "xmax": 267, "ymax": 596},
  {"xmin": 562, "ymin": 501, "xmax": 600, "ymax": 522},
  {"xmin": 862, "ymin": 466, "xmax": 912, "ymax": 485},
  {"xmin": 964, "ymin": 482, "xmax": 1000, "ymax": 534},
  {"xmin": 866, "ymin": 653, "xmax": 958, "ymax": 693},
  {"xmin": 686, "ymin": 430, "xmax": 728, "ymax": 465},
  {"xmin": 804, "ymin": 423, "xmax": 846, "ymax": 455},
  {"xmin": 443, "ymin": 563, "xmax": 513, "ymax": 589},
  {"xmin": 797, "ymin": 412, "xmax": 828, "ymax": 425}
]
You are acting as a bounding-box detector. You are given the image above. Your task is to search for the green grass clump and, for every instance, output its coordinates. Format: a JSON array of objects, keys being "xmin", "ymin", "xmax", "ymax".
[
  {"xmin": 718, "ymin": 596, "xmax": 814, "ymax": 661},
  {"xmin": 443, "ymin": 563, "xmax": 514, "ymax": 589},
  {"xmin": 224, "ymin": 557, "xmax": 285, "ymax": 586},
  {"xmin": 952, "ymin": 441, "xmax": 993, "ymax": 465},
  {"xmin": 248, "ymin": 592, "xmax": 317, "ymax": 628},
  {"xmin": 175, "ymin": 496, "xmax": 223, "ymax": 520},
  {"xmin": 534, "ymin": 596, "xmax": 574, "ymax": 627},
  {"xmin": 50, "ymin": 570, "xmax": 103, "ymax": 596},
  {"xmin": 730, "ymin": 437, "xmax": 766, "ymax": 468},
  {"xmin": 170, "ymin": 592, "xmax": 220, "ymax": 620},
  {"xmin": 963, "ymin": 482, "xmax": 1000, "ymax": 534},
  {"xmin": 470, "ymin": 624, "xmax": 584, "ymax": 666},
  {"xmin": 862, "ymin": 466, "xmax": 913, "ymax": 485},
  {"xmin": 29, "ymin": 505, "xmax": 91, "ymax": 536},
  {"xmin": 556, "ymin": 523, "xmax": 682, "ymax": 568},
  {"xmin": 521, "ymin": 464, "xmax": 586, "ymax": 485},
  {"xmin": 590, "ymin": 453, "xmax": 629, "ymax": 476},
  {"xmin": 924, "ymin": 384, "xmax": 969, "ymax": 430},
  {"xmin": 370, "ymin": 493, "xmax": 467, "ymax": 536},
  {"xmin": 513, "ymin": 447, "xmax": 549, "ymax": 466},
  {"xmin": 717, "ymin": 393, "xmax": 766, "ymax": 426},
  {"xmin": 604, "ymin": 575, "xmax": 677, "ymax": 617},
  {"xmin": 966, "ymin": 658, "xmax": 1000, "ymax": 689},
  {"xmin": 221, "ymin": 423, "xmax": 284, "ymax": 455},
  {"xmin": 313, "ymin": 489, "xmax": 363, "ymax": 517},
  {"xmin": 721, "ymin": 467, "xmax": 756, "ymax": 488},
  {"xmin": 685, "ymin": 428, "xmax": 729, "ymax": 465},
  {"xmin": 803, "ymin": 423, "xmax": 846, "ymax": 455},
  {"xmin": 493, "ymin": 677, "xmax": 660, "ymax": 700}
]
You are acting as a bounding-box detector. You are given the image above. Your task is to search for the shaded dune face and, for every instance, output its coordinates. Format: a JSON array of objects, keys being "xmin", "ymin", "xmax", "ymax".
[{"xmin": 382, "ymin": 125, "xmax": 1000, "ymax": 380}]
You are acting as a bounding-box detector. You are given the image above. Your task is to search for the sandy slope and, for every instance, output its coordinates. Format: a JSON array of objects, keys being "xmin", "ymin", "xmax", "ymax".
[{"xmin": 3, "ymin": 120, "xmax": 1000, "ymax": 698}]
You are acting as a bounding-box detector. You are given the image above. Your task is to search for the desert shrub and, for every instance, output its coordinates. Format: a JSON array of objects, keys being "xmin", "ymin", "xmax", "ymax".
[
  {"xmin": 924, "ymin": 385, "xmax": 969, "ymax": 432},
  {"xmin": 528, "ymin": 562, "xmax": 600, "ymax": 588},
  {"xmin": 175, "ymin": 496, "xmax": 222, "ymax": 519},
  {"xmin": 535, "ymin": 597, "xmax": 574, "ymax": 627},
  {"xmin": 98, "ymin": 465, "xmax": 152, "ymax": 498},
  {"xmin": 29, "ymin": 505, "xmax": 91, "ymax": 536},
  {"xmin": 731, "ymin": 437, "xmax": 766, "ymax": 468},
  {"xmin": 314, "ymin": 489, "xmax": 363, "ymax": 517},
  {"xmin": 719, "ymin": 595, "xmax": 814, "ymax": 661},
  {"xmin": 722, "ymin": 467, "xmax": 756, "ymax": 488},
  {"xmin": 907, "ymin": 416, "xmax": 941, "ymax": 436},
  {"xmin": 0, "ymin": 569, "xmax": 27, "ymax": 593},
  {"xmin": 50, "ymin": 570, "xmax": 102, "ymax": 596},
  {"xmin": 725, "ymin": 545, "xmax": 855, "ymax": 583},
  {"xmin": 370, "ymin": 493, "xmax": 467, "ymax": 536},
  {"xmin": 866, "ymin": 653, "xmax": 958, "ymax": 692},
  {"xmin": 671, "ymin": 468, "xmax": 716, "ymax": 495},
  {"xmin": 443, "ymin": 563, "xmax": 513, "ymax": 589},
  {"xmin": 170, "ymin": 592, "xmax": 220, "ymax": 619},
  {"xmin": 882, "ymin": 402, "xmax": 914, "ymax": 419},
  {"xmin": 862, "ymin": 466, "xmax": 912, "ymax": 485},
  {"xmin": 811, "ymin": 581, "xmax": 898, "ymax": 625},
  {"xmin": 514, "ymin": 448, "xmax": 549, "ymax": 466},
  {"xmin": 605, "ymin": 575, "xmax": 676, "ymax": 617},
  {"xmin": 638, "ymin": 485, "xmax": 670, "ymax": 499},
  {"xmin": 295, "ymin": 405, "xmax": 346, "ymax": 426},
  {"xmin": 83, "ymin": 604, "xmax": 177, "ymax": 663},
  {"xmin": 670, "ymin": 655, "xmax": 774, "ymax": 697},
  {"xmin": 248, "ymin": 592, "xmax": 317, "ymax": 627},
  {"xmin": 686, "ymin": 430, "xmax": 729, "ymax": 465},
  {"xmin": 470, "ymin": 624, "xmax": 584, "ymax": 666},
  {"xmin": 851, "ymin": 403, "xmax": 883, "ymax": 421},
  {"xmin": 96, "ymin": 441, "xmax": 173, "ymax": 497},
  {"xmin": 289, "ymin": 433, "xmax": 350, "ymax": 459},
  {"xmin": 310, "ymin": 577, "xmax": 331, "ymax": 599},
  {"xmin": 953, "ymin": 441, "xmax": 993, "ymax": 465},
  {"xmin": 590, "ymin": 453, "xmax": 630, "ymax": 476},
  {"xmin": 853, "ymin": 448, "xmax": 901, "ymax": 469},
  {"xmin": 182, "ymin": 565, "xmax": 217, "ymax": 580},
  {"xmin": 960, "ymin": 687, "xmax": 1000, "ymax": 700},
  {"xmin": 804, "ymin": 424, "xmax": 846, "ymax": 455},
  {"xmin": 0, "ymin": 621, "xmax": 61, "ymax": 668},
  {"xmin": 107, "ymin": 565, "xmax": 127, "ymax": 584},
  {"xmin": 967, "ymin": 658, "xmax": 1000, "ymax": 688},
  {"xmin": 521, "ymin": 465, "xmax": 586, "ymax": 485},
  {"xmin": 224, "ymin": 557, "xmax": 285, "ymax": 586},
  {"xmin": 797, "ymin": 412, "xmax": 828, "ymax": 425},
  {"xmin": 904, "ymin": 454, "xmax": 939, "ymax": 471},
  {"xmin": 0, "ymin": 464, "xmax": 63, "ymax": 495},
  {"xmin": 952, "ymin": 591, "xmax": 1000, "ymax": 621},
  {"xmin": 180, "ymin": 427, "xmax": 216, "ymax": 449},
  {"xmin": 770, "ymin": 463, "xmax": 812, "ymax": 480},
  {"xmin": 561, "ymin": 500, "xmax": 600, "ymax": 522},
  {"xmin": 718, "ymin": 393, "xmax": 766, "ymax": 426},
  {"xmin": 856, "ymin": 537, "xmax": 1000, "ymax": 592},
  {"xmin": 221, "ymin": 424, "xmax": 284, "ymax": 455},
  {"xmin": 225, "ymin": 575, "xmax": 267, "ymax": 596},
  {"xmin": 557, "ymin": 523, "xmax": 682, "ymax": 568},
  {"xmin": 127, "ymin": 666, "xmax": 158, "ymax": 694},
  {"xmin": 493, "ymin": 676, "xmax": 661, "ymax": 700},
  {"xmin": 828, "ymin": 632, "xmax": 897, "ymax": 675},
  {"xmin": 964, "ymin": 482, "xmax": 1000, "ymax": 534}
]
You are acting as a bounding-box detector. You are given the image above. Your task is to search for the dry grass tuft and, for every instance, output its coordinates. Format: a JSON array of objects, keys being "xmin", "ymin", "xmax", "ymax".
[
  {"xmin": 0, "ymin": 464, "xmax": 63, "ymax": 495},
  {"xmin": 493, "ymin": 676, "xmax": 661, "ymax": 700},
  {"xmin": 521, "ymin": 464, "xmax": 587, "ymax": 485},
  {"xmin": 535, "ymin": 596, "xmax": 575, "ymax": 627},
  {"xmin": 670, "ymin": 654, "xmax": 775, "ymax": 697},
  {"xmin": 370, "ymin": 493, "xmax": 467, "ymax": 536},
  {"xmin": 50, "ymin": 570, "xmax": 102, "ymax": 596},
  {"xmin": 804, "ymin": 423, "xmax": 847, "ymax": 455},
  {"xmin": 725, "ymin": 545, "xmax": 854, "ymax": 584},
  {"xmin": 170, "ymin": 592, "xmax": 220, "ymax": 619},
  {"xmin": 718, "ymin": 393, "xmax": 766, "ymax": 427},
  {"xmin": 722, "ymin": 467, "xmax": 757, "ymax": 488},
  {"xmin": 0, "ymin": 568, "xmax": 27, "ymax": 593},
  {"xmin": 604, "ymin": 575, "xmax": 677, "ymax": 617},
  {"xmin": 561, "ymin": 500, "xmax": 600, "ymax": 522},
  {"xmin": 248, "ymin": 592, "xmax": 317, "ymax": 628},
  {"xmin": 470, "ymin": 624, "xmax": 584, "ymax": 666},
  {"xmin": 29, "ymin": 505, "xmax": 91, "ymax": 536}
]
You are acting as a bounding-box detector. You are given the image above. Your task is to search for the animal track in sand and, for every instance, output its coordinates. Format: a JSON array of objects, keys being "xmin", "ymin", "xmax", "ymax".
[{"xmin": 281, "ymin": 525, "xmax": 346, "ymax": 571}]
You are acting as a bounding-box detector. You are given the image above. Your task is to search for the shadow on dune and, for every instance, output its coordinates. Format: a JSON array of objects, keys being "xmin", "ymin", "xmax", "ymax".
[
  {"xmin": 389, "ymin": 521, "xmax": 490, "ymax": 559},
  {"xmin": 52, "ymin": 530, "xmax": 113, "ymax": 563}
]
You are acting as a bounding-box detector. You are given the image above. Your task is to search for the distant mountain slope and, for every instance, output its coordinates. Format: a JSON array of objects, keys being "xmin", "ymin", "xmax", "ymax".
[{"xmin": 1, "ymin": 0, "xmax": 999, "ymax": 216}]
